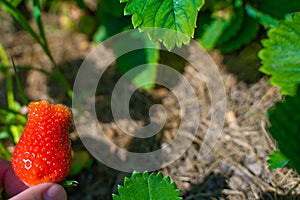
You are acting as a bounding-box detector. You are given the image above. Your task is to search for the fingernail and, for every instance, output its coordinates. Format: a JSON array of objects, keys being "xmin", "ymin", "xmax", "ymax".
[{"xmin": 43, "ymin": 184, "xmax": 67, "ymax": 200}]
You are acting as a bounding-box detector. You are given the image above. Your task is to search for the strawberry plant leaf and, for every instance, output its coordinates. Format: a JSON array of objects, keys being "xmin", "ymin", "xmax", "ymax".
[
  {"xmin": 259, "ymin": 12, "xmax": 300, "ymax": 95},
  {"xmin": 6, "ymin": 0, "xmax": 22, "ymax": 7},
  {"xmin": 217, "ymin": 0, "xmax": 244, "ymax": 45},
  {"xmin": 245, "ymin": 5, "xmax": 278, "ymax": 28},
  {"xmin": 198, "ymin": 19, "xmax": 229, "ymax": 50},
  {"xmin": 115, "ymin": 31, "xmax": 159, "ymax": 90},
  {"xmin": 112, "ymin": 171, "xmax": 181, "ymax": 200},
  {"xmin": 217, "ymin": 13, "xmax": 259, "ymax": 53},
  {"xmin": 251, "ymin": 0, "xmax": 300, "ymax": 19},
  {"xmin": 0, "ymin": 130, "xmax": 10, "ymax": 140},
  {"xmin": 267, "ymin": 151, "xmax": 289, "ymax": 169},
  {"xmin": 267, "ymin": 85, "xmax": 300, "ymax": 173},
  {"xmin": 121, "ymin": 0, "xmax": 204, "ymax": 50},
  {"xmin": 68, "ymin": 151, "xmax": 92, "ymax": 177},
  {"xmin": 197, "ymin": 0, "xmax": 244, "ymax": 50}
]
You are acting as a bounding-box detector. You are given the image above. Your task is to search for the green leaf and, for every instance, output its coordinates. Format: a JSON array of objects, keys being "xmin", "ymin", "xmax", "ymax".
[
  {"xmin": 0, "ymin": 0, "xmax": 42, "ymax": 48},
  {"xmin": 259, "ymin": 12, "xmax": 300, "ymax": 95},
  {"xmin": 92, "ymin": 11, "xmax": 132, "ymax": 43},
  {"xmin": 100, "ymin": 0, "xmax": 125, "ymax": 18},
  {"xmin": 121, "ymin": 0, "xmax": 204, "ymax": 50},
  {"xmin": 198, "ymin": 19, "xmax": 229, "ymax": 50},
  {"xmin": 267, "ymin": 85, "xmax": 300, "ymax": 173},
  {"xmin": 251, "ymin": 0, "xmax": 300, "ymax": 19},
  {"xmin": 217, "ymin": 0, "xmax": 244, "ymax": 45},
  {"xmin": 113, "ymin": 171, "xmax": 181, "ymax": 200},
  {"xmin": 115, "ymin": 31, "xmax": 159, "ymax": 90},
  {"xmin": 217, "ymin": 13, "xmax": 260, "ymax": 53},
  {"xmin": 197, "ymin": 0, "xmax": 245, "ymax": 50},
  {"xmin": 0, "ymin": 130, "xmax": 10, "ymax": 140},
  {"xmin": 68, "ymin": 151, "xmax": 92, "ymax": 177},
  {"xmin": 267, "ymin": 151, "xmax": 289, "ymax": 169},
  {"xmin": 78, "ymin": 15, "xmax": 97, "ymax": 37},
  {"xmin": 76, "ymin": 0, "xmax": 88, "ymax": 9},
  {"xmin": 10, "ymin": 125, "xmax": 23, "ymax": 144},
  {"xmin": 245, "ymin": 5, "xmax": 278, "ymax": 28},
  {"xmin": 0, "ymin": 0, "xmax": 73, "ymax": 98},
  {"xmin": 7, "ymin": 0, "xmax": 23, "ymax": 7}
]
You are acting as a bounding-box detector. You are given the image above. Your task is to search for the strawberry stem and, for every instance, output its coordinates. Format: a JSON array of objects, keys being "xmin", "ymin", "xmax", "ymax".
[{"xmin": 60, "ymin": 180, "xmax": 79, "ymax": 188}]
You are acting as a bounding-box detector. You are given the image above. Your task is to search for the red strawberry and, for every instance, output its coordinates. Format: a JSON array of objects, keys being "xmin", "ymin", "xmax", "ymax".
[{"xmin": 12, "ymin": 100, "xmax": 72, "ymax": 186}]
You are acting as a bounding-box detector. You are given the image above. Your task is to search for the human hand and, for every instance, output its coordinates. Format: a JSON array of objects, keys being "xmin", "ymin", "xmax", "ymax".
[{"xmin": 0, "ymin": 159, "xmax": 67, "ymax": 200}]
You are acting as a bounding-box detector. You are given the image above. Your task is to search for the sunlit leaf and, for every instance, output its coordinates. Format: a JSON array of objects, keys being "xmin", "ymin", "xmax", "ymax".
[
  {"xmin": 267, "ymin": 151, "xmax": 289, "ymax": 169},
  {"xmin": 121, "ymin": 0, "xmax": 204, "ymax": 50},
  {"xmin": 113, "ymin": 171, "xmax": 181, "ymax": 200},
  {"xmin": 259, "ymin": 12, "xmax": 300, "ymax": 95}
]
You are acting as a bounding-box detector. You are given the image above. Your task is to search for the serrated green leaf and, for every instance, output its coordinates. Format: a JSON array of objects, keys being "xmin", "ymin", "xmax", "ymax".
[
  {"xmin": 259, "ymin": 12, "xmax": 300, "ymax": 95},
  {"xmin": 217, "ymin": 13, "xmax": 259, "ymax": 52},
  {"xmin": 121, "ymin": 0, "xmax": 204, "ymax": 50},
  {"xmin": 267, "ymin": 151, "xmax": 289, "ymax": 169},
  {"xmin": 113, "ymin": 171, "xmax": 181, "ymax": 200},
  {"xmin": 267, "ymin": 85, "xmax": 300, "ymax": 173}
]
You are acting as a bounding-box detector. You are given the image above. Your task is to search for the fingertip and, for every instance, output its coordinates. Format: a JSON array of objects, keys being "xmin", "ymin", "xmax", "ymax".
[
  {"xmin": 9, "ymin": 183, "xmax": 67, "ymax": 200},
  {"xmin": 2, "ymin": 161, "xmax": 28, "ymax": 196},
  {"xmin": 43, "ymin": 184, "xmax": 67, "ymax": 200}
]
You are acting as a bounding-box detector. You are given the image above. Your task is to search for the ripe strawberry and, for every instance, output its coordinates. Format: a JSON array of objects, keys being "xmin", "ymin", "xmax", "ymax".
[{"xmin": 12, "ymin": 100, "xmax": 72, "ymax": 186}]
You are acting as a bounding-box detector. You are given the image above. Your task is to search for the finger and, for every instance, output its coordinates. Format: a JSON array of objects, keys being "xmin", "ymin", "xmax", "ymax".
[
  {"xmin": 0, "ymin": 159, "xmax": 28, "ymax": 196},
  {"xmin": 9, "ymin": 183, "xmax": 67, "ymax": 200}
]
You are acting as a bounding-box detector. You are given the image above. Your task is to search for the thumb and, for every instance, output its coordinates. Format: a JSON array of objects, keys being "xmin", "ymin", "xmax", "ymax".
[{"xmin": 9, "ymin": 183, "xmax": 67, "ymax": 200}]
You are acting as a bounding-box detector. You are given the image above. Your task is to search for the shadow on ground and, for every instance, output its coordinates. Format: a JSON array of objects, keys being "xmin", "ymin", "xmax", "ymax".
[{"xmin": 184, "ymin": 173, "xmax": 228, "ymax": 200}]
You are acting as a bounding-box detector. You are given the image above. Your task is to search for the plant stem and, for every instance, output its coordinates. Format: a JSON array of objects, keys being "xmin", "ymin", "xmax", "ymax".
[
  {"xmin": 0, "ymin": 0, "xmax": 73, "ymax": 98},
  {"xmin": 0, "ymin": 44, "xmax": 15, "ymax": 110},
  {"xmin": 11, "ymin": 56, "xmax": 29, "ymax": 105},
  {"xmin": 32, "ymin": 0, "xmax": 73, "ymax": 98}
]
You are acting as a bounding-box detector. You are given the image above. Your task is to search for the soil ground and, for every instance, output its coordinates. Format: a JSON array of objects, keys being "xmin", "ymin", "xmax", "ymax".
[{"xmin": 1, "ymin": 12, "xmax": 300, "ymax": 200}]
